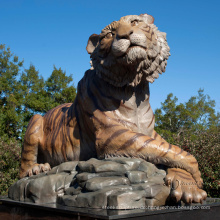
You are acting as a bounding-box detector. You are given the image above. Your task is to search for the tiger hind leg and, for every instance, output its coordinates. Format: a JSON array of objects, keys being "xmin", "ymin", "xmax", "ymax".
[{"xmin": 19, "ymin": 114, "xmax": 51, "ymax": 179}]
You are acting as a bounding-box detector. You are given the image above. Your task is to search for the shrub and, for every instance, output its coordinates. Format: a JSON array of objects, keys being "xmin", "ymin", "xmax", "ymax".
[
  {"xmin": 0, "ymin": 137, "xmax": 21, "ymax": 195},
  {"xmin": 161, "ymin": 130, "xmax": 220, "ymax": 198}
]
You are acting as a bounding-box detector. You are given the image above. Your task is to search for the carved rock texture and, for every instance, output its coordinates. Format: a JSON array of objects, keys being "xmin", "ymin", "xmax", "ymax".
[{"xmin": 9, "ymin": 158, "xmax": 170, "ymax": 209}]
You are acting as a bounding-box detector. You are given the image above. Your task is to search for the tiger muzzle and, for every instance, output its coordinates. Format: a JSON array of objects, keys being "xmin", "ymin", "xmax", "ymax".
[{"xmin": 112, "ymin": 24, "xmax": 147, "ymax": 58}]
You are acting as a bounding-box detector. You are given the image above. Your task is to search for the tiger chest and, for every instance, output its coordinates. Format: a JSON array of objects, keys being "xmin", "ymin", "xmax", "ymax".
[{"xmin": 114, "ymin": 94, "xmax": 155, "ymax": 137}]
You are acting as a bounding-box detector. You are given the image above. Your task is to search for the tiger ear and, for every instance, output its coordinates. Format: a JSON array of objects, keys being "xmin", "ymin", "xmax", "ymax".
[
  {"xmin": 139, "ymin": 13, "xmax": 154, "ymax": 24},
  {"xmin": 86, "ymin": 34, "xmax": 99, "ymax": 54}
]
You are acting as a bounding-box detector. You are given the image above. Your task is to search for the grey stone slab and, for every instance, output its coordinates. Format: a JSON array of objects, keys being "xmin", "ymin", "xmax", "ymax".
[
  {"xmin": 57, "ymin": 194, "xmax": 78, "ymax": 206},
  {"xmin": 28, "ymin": 173, "xmax": 47, "ymax": 179},
  {"xmin": 76, "ymin": 172, "xmax": 100, "ymax": 183},
  {"xmin": 65, "ymin": 186, "xmax": 82, "ymax": 195},
  {"xmin": 131, "ymin": 182, "xmax": 154, "ymax": 198},
  {"xmin": 94, "ymin": 162, "xmax": 130, "ymax": 173},
  {"xmin": 64, "ymin": 173, "xmax": 78, "ymax": 190},
  {"xmin": 56, "ymin": 161, "xmax": 78, "ymax": 173},
  {"xmin": 8, "ymin": 177, "xmax": 30, "ymax": 201},
  {"xmin": 155, "ymin": 168, "xmax": 167, "ymax": 177},
  {"xmin": 85, "ymin": 176, "xmax": 130, "ymax": 191},
  {"xmin": 78, "ymin": 158, "xmax": 138, "ymax": 173},
  {"xmin": 146, "ymin": 175, "xmax": 166, "ymax": 184},
  {"xmin": 96, "ymin": 171, "xmax": 126, "ymax": 177},
  {"xmin": 77, "ymin": 158, "xmax": 99, "ymax": 172},
  {"xmin": 46, "ymin": 166, "xmax": 58, "ymax": 175},
  {"xmin": 76, "ymin": 172, "xmax": 126, "ymax": 184},
  {"xmin": 145, "ymin": 185, "xmax": 170, "ymax": 206},
  {"xmin": 104, "ymin": 157, "xmax": 142, "ymax": 170},
  {"xmin": 46, "ymin": 162, "xmax": 78, "ymax": 175},
  {"xmin": 78, "ymin": 180, "xmax": 86, "ymax": 188},
  {"xmin": 59, "ymin": 185, "xmax": 133, "ymax": 209},
  {"xmin": 25, "ymin": 173, "xmax": 69, "ymax": 204},
  {"xmin": 138, "ymin": 160, "xmax": 158, "ymax": 177},
  {"xmin": 107, "ymin": 190, "xmax": 146, "ymax": 209},
  {"xmin": 131, "ymin": 181, "xmax": 169, "ymax": 199},
  {"xmin": 125, "ymin": 171, "xmax": 147, "ymax": 183}
]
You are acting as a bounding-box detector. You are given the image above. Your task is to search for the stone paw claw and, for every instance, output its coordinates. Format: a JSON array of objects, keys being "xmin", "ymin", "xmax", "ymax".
[
  {"xmin": 26, "ymin": 163, "xmax": 51, "ymax": 177},
  {"xmin": 165, "ymin": 168, "xmax": 207, "ymax": 204}
]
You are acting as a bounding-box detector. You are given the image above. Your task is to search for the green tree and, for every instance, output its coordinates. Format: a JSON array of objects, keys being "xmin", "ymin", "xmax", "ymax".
[
  {"xmin": 155, "ymin": 89, "xmax": 219, "ymax": 142},
  {"xmin": 0, "ymin": 44, "xmax": 77, "ymax": 140},
  {"xmin": 0, "ymin": 45, "xmax": 24, "ymax": 139},
  {"xmin": 19, "ymin": 64, "xmax": 47, "ymax": 139},
  {"xmin": 45, "ymin": 66, "xmax": 76, "ymax": 110},
  {"xmin": 0, "ymin": 137, "xmax": 21, "ymax": 195}
]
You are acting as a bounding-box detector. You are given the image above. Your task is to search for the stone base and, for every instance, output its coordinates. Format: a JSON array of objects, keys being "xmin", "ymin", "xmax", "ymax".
[
  {"xmin": 8, "ymin": 157, "xmax": 170, "ymax": 209},
  {"xmin": 0, "ymin": 197, "xmax": 219, "ymax": 220}
]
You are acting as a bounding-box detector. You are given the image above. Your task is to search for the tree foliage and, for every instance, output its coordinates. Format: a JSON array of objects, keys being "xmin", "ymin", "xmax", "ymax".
[
  {"xmin": 0, "ymin": 44, "xmax": 76, "ymax": 140},
  {"xmin": 0, "ymin": 137, "xmax": 21, "ymax": 195},
  {"xmin": 155, "ymin": 89, "xmax": 220, "ymax": 143},
  {"xmin": 0, "ymin": 44, "xmax": 24, "ymax": 139},
  {"xmin": 45, "ymin": 66, "xmax": 77, "ymax": 109}
]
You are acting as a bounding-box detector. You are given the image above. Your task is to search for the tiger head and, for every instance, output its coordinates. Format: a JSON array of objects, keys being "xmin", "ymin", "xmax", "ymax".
[{"xmin": 86, "ymin": 14, "xmax": 170, "ymax": 87}]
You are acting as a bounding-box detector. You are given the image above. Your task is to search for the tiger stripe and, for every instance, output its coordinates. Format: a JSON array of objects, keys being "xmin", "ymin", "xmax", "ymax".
[
  {"xmin": 176, "ymin": 149, "xmax": 184, "ymax": 156},
  {"xmin": 137, "ymin": 138, "xmax": 154, "ymax": 152},
  {"xmin": 143, "ymin": 105, "xmax": 151, "ymax": 116},
  {"xmin": 103, "ymin": 129, "xmax": 129, "ymax": 147},
  {"xmin": 29, "ymin": 126, "xmax": 41, "ymax": 136},
  {"xmin": 147, "ymin": 115, "xmax": 155, "ymax": 128},
  {"xmin": 190, "ymin": 161, "xmax": 199, "ymax": 164},
  {"xmin": 119, "ymin": 133, "xmax": 146, "ymax": 150},
  {"xmin": 153, "ymin": 131, "xmax": 158, "ymax": 139},
  {"xmin": 160, "ymin": 144, "xmax": 172, "ymax": 157}
]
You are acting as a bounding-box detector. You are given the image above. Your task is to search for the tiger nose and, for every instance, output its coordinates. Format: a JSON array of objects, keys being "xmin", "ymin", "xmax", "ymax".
[{"xmin": 116, "ymin": 23, "xmax": 133, "ymax": 39}]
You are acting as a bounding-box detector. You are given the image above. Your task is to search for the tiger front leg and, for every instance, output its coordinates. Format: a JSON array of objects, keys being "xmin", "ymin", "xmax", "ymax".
[
  {"xmin": 96, "ymin": 126, "xmax": 202, "ymax": 183},
  {"xmin": 151, "ymin": 131, "xmax": 207, "ymax": 204},
  {"xmin": 19, "ymin": 114, "xmax": 51, "ymax": 179},
  {"xmin": 151, "ymin": 130, "xmax": 207, "ymax": 203},
  {"xmin": 95, "ymin": 120, "xmax": 205, "ymax": 202}
]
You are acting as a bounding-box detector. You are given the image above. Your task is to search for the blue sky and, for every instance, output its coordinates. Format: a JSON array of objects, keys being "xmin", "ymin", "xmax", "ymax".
[{"xmin": 1, "ymin": 0, "xmax": 220, "ymax": 112}]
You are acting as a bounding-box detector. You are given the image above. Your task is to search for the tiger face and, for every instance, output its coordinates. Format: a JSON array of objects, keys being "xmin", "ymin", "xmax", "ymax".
[{"xmin": 86, "ymin": 14, "xmax": 170, "ymax": 87}]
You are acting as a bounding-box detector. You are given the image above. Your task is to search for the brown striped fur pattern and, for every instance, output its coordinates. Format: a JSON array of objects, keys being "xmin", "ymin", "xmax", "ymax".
[{"xmin": 20, "ymin": 14, "xmax": 207, "ymax": 204}]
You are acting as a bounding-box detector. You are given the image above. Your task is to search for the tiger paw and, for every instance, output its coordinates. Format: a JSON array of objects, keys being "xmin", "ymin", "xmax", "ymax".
[
  {"xmin": 165, "ymin": 168, "xmax": 207, "ymax": 204},
  {"xmin": 26, "ymin": 163, "xmax": 51, "ymax": 177}
]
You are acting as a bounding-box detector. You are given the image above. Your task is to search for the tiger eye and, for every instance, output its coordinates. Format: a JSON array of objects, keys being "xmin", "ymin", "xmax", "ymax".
[
  {"xmin": 131, "ymin": 20, "xmax": 139, "ymax": 26},
  {"xmin": 105, "ymin": 32, "xmax": 113, "ymax": 39}
]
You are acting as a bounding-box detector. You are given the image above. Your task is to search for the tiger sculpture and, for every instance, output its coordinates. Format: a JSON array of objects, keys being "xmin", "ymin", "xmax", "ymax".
[{"xmin": 20, "ymin": 14, "xmax": 207, "ymax": 204}]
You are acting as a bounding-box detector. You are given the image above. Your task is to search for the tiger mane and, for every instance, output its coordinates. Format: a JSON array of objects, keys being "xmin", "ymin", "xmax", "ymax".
[{"xmin": 90, "ymin": 19, "xmax": 170, "ymax": 87}]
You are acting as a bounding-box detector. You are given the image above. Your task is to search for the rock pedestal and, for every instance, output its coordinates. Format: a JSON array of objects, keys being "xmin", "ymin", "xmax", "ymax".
[{"xmin": 8, "ymin": 157, "xmax": 170, "ymax": 209}]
